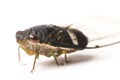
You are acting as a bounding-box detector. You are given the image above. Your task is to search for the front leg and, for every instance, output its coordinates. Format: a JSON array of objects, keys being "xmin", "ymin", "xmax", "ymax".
[
  {"xmin": 31, "ymin": 45, "xmax": 39, "ymax": 73},
  {"xmin": 31, "ymin": 53, "xmax": 39, "ymax": 73}
]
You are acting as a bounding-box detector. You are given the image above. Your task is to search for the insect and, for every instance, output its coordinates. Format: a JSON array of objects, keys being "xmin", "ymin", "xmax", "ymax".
[{"xmin": 16, "ymin": 17, "xmax": 120, "ymax": 72}]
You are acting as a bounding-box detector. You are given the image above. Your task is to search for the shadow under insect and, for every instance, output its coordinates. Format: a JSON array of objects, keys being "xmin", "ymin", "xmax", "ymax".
[{"xmin": 40, "ymin": 54, "xmax": 95, "ymax": 68}]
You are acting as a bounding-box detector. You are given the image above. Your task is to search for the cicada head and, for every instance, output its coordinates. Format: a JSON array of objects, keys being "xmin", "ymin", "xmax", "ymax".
[
  {"xmin": 16, "ymin": 29, "xmax": 40, "ymax": 46},
  {"xmin": 16, "ymin": 30, "xmax": 29, "ymax": 46},
  {"xmin": 16, "ymin": 31, "xmax": 25, "ymax": 41}
]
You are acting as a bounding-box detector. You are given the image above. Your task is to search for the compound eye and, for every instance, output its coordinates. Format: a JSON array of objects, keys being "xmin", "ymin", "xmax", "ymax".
[{"xmin": 29, "ymin": 33, "xmax": 39, "ymax": 43}]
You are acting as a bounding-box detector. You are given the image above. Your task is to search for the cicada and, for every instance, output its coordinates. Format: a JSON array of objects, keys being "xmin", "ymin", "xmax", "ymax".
[{"xmin": 16, "ymin": 16, "xmax": 120, "ymax": 72}]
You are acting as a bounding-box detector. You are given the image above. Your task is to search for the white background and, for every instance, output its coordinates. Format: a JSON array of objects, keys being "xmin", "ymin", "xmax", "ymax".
[{"xmin": 0, "ymin": 0, "xmax": 120, "ymax": 80}]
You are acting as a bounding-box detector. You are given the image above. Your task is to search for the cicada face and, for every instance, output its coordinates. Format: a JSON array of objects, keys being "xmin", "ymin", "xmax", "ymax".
[
  {"xmin": 16, "ymin": 29, "xmax": 39, "ymax": 47},
  {"xmin": 16, "ymin": 31, "xmax": 28, "ymax": 46},
  {"xmin": 16, "ymin": 31, "xmax": 25, "ymax": 42}
]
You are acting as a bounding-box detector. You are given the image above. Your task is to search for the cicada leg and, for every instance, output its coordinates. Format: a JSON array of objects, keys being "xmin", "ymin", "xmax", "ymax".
[
  {"xmin": 18, "ymin": 46, "xmax": 26, "ymax": 65},
  {"xmin": 63, "ymin": 49, "xmax": 76, "ymax": 63},
  {"xmin": 64, "ymin": 53, "xmax": 68, "ymax": 63},
  {"xmin": 18, "ymin": 46, "xmax": 21, "ymax": 63},
  {"xmin": 53, "ymin": 55, "xmax": 59, "ymax": 65},
  {"xmin": 62, "ymin": 50, "xmax": 68, "ymax": 63},
  {"xmin": 51, "ymin": 49, "xmax": 59, "ymax": 65},
  {"xmin": 55, "ymin": 49, "xmax": 68, "ymax": 64},
  {"xmin": 31, "ymin": 53, "xmax": 39, "ymax": 73},
  {"xmin": 47, "ymin": 49, "xmax": 59, "ymax": 65}
]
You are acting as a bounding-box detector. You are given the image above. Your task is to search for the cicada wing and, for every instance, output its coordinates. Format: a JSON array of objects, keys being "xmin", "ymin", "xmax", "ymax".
[{"xmin": 70, "ymin": 16, "xmax": 120, "ymax": 47}]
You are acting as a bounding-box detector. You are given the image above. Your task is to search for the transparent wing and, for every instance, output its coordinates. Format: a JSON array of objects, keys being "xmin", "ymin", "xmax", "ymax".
[{"xmin": 70, "ymin": 16, "xmax": 120, "ymax": 47}]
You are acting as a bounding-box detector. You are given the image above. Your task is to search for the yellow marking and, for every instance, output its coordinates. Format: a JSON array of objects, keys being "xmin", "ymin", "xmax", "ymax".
[{"xmin": 20, "ymin": 46, "xmax": 35, "ymax": 55}]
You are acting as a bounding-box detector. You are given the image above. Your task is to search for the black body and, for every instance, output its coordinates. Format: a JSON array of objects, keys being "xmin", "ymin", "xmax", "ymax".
[{"xmin": 16, "ymin": 24, "xmax": 88, "ymax": 49}]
